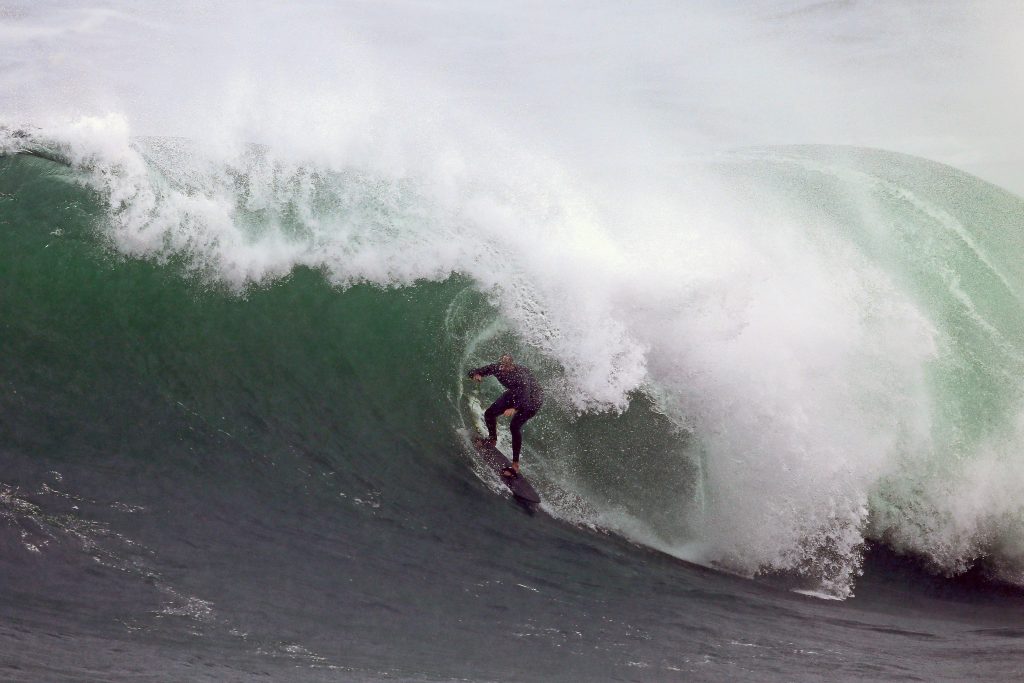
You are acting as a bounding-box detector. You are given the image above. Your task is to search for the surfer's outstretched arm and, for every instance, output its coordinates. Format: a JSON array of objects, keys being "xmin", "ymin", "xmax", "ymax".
[{"xmin": 468, "ymin": 364, "xmax": 499, "ymax": 382}]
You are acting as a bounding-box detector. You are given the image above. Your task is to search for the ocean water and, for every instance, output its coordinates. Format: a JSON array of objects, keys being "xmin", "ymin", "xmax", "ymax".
[{"xmin": 3, "ymin": 2, "xmax": 1024, "ymax": 681}]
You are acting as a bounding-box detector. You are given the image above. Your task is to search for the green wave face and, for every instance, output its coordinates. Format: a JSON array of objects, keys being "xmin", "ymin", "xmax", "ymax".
[
  {"xmin": 0, "ymin": 152, "xmax": 463, "ymax": 491},
  {"xmin": 4, "ymin": 135, "xmax": 1024, "ymax": 598}
]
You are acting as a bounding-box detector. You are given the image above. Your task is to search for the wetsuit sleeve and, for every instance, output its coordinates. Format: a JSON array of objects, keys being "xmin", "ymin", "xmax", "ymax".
[{"xmin": 468, "ymin": 363, "xmax": 499, "ymax": 379}]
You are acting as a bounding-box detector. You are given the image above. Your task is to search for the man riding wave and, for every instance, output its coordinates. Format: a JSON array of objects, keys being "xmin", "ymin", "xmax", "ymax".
[{"xmin": 469, "ymin": 354, "xmax": 543, "ymax": 478}]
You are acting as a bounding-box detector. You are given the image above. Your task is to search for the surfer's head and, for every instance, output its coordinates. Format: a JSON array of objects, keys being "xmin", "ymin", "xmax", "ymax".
[{"xmin": 499, "ymin": 354, "xmax": 514, "ymax": 370}]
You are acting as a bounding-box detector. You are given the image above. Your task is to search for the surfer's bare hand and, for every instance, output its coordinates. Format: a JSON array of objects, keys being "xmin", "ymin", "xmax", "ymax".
[
  {"xmin": 503, "ymin": 408, "xmax": 516, "ymax": 417},
  {"xmin": 472, "ymin": 374, "xmax": 482, "ymax": 382}
]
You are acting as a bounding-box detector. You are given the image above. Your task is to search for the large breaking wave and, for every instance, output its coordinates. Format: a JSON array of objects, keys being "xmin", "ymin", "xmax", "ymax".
[{"xmin": 4, "ymin": 118, "xmax": 1024, "ymax": 598}]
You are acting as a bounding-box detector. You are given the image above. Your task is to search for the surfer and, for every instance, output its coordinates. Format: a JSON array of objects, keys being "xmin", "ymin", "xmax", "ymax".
[{"xmin": 468, "ymin": 354, "xmax": 544, "ymax": 478}]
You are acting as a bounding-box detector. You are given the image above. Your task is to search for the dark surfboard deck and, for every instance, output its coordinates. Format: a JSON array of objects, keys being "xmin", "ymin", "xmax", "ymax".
[{"xmin": 472, "ymin": 437, "xmax": 541, "ymax": 507}]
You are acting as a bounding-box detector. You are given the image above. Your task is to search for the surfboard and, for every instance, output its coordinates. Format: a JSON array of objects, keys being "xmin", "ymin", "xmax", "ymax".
[{"xmin": 472, "ymin": 437, "xmax": 541, "ymax": 507}]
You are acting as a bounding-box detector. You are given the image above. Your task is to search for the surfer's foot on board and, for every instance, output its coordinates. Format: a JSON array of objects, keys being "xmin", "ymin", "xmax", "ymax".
[
  {"xmin": 476, "ymin": 435, "xmax": 497, "ymax": 447},
  {"xmin": 501, "ymin": 466, "xmax": 518, "ymax": 479}
]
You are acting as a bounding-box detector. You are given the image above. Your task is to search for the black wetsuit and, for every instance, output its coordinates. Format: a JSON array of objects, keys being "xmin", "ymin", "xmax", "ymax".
[{"xmin": 468, "ymin": 362, "xmax": 544, "ymax": 462}]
